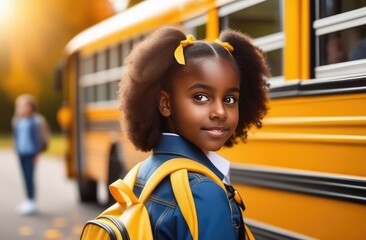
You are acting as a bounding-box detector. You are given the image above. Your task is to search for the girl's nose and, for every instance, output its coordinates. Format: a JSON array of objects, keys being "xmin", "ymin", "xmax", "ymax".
[{"xmin": 209, "ymin": 101, "xmax": 227, "ymax": 120}]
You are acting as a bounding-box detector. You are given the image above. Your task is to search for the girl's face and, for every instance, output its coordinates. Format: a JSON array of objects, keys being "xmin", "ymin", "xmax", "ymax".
[{"xmin": 161, "ymin": 58, "xmax": 240, "ymax": 153}]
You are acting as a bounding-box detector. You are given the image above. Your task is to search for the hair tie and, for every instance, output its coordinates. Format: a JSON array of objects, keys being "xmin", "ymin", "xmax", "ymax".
[
  {"xmin": 174, "ymin": 34, "xmax": 195, "ymax": 65},
  {"xmin": 214, "ymin": 39, "xmax": 234, "ymax": 52}
]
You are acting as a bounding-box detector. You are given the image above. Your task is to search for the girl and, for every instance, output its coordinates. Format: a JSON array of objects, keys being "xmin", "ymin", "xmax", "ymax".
[{"xmin": 119, "ymin": 27, "xmax": 269, "ymax": 239}]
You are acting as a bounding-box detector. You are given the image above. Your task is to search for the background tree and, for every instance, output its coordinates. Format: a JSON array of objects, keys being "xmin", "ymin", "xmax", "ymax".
[{"xmin": 0, "ymin": 0, "xmax": 115, "ymax": 133}]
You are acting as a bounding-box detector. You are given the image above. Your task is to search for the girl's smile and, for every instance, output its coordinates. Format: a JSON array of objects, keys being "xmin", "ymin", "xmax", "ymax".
[{"xmin": 160, "ymin": 57, "xmax": 240, "ymax": 153}]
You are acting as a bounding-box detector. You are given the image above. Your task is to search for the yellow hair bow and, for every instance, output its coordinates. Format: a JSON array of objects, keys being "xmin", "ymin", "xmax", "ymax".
[
  {"xmin": 174, "ymin": 34, "xmax": 195, "ymax": 65},
  {"xmin": 214, "ymin": 39, "xmax": 234, "ymax": 52}
]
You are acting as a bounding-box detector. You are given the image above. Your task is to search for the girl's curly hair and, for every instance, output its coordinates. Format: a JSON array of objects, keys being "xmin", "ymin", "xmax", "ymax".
[{"xmin": 119, "ymin": 27, "xmax": 270, "ymax": 151}]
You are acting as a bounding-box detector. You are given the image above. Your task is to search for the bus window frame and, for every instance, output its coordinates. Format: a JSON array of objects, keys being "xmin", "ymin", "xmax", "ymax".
[
  {"xmin": 183, "ymin": 14, "xmax": 207, "ymax": 39},
  {"xmin": 218, "ymin": 0, "xmax": 266, "ymax": 17},
  {"xmin": 219, "ymin": 0, "xmax": 285, "ymax": 83},
  {"xmin": 109, "ymin": 43, "xmax": 121, "ymax": 69},
  {"xmin": 314, "ymin": 6, "xmax": 366, "ymax": 78},
  {"xmin": 79, "ymin": 33, "xmax": 150, "ymax": 107}
]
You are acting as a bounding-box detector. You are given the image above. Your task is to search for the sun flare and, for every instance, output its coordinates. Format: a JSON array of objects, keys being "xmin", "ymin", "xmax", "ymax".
[{"xmin": 0, "ymin": 0, "xmax": 12, "ymax": 21}]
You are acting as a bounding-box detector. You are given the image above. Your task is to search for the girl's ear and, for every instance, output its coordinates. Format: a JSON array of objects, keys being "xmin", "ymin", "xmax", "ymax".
[{"xmin": 159, "ymin": 90, "xmax": 172, "ymax": 117}]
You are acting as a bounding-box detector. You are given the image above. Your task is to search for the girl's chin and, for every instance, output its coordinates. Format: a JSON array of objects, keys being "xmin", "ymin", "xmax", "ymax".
[{"xmin": 200, "ymin": 145, "xmax": 223, "ymax": 154}]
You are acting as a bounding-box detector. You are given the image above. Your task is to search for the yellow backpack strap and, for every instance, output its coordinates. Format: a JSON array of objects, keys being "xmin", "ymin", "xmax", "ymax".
[
  {"xmin": 169, "ymin": 158, "xmax": 228, "ymax": 240},
  {"xmin": 138, "ymin": 158, "xmax": 226, "ymax": 240},
  {"xmin": 109, "ymin": 179, "xmax": 139, "ymax": 204},
  {"xmin": 108, "ymin": 161, "xmax": 143, "ymax": 204},
  {"xmin": 245, "ymin": 224, "xmax": 255, "ymax": 240},
  {"xmin": 169, "ymin": 159, "xmax": 255, "ymax": 240},
  {"xmin": 170, "ymin": 169, "xmax": 198, "ymax": 240},
  {"xmin": 139, "ymin": 158, "xmax": 226, "ymax": 203},
  {"xmin": 123, "ymin": 161, "xmax": 144, "ymax": 189},
  {"xmin": 132, "ymin": 158, "xmax": 254, "ymax": 240}
]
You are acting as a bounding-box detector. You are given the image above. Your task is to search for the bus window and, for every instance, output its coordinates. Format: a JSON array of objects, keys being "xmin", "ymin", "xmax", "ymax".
[
  {"xmin": 97, "ymin": 50, "xmax": 108, "ymax": 72},
  {"xmin": 84, "ymin": 86, "xmax": 95, "ymax": 103},
  {"xmin": 122, "ymin": 40, "xmax": 133, "ymax": 64},
  {"xmin": 319, "ymin": 25, "xmax": 366, "ymax": 65},
  {"xmin": 119, "ymin": 43, "xmax": 124, "ymax": 66},
  {"xmin": 108, "ymin": 80, "xmax": 119, "ymax": 100},
  {"xmin": 96, "ymin": 83, "xmax": 108, "ymax": 102},
  {"xmin": 109, "ymin": 44, "xmax": 120, "ymax": 69},
  {"xmin": 314, "ymin": 1, "xmax": 366, "ymax": 77},
  {"xmin": 219, "ymin": 0, "xmax": 284, "ymax": 78},
  {"xmin": 317, "ymin": 0, "xmax": 366, "ymax": 18},
  {"xmin": 184, "ymin": 15, "xmax": 207, "ymax": 40},
  {"xmin": 219, "ymin": 0, "xmax": 282, "ymax": 38},
  {"xmin": 80, "ymin": 55, "xmax": 94, "ymax": 76},
  {"xmin": 266, "ymin": 48, "xmax": 283, "ymax": 77}
]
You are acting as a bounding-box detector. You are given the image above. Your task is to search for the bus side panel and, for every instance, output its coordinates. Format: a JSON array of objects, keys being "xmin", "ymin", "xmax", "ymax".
[
  {"xmin": 236, "ymin": 185, "xmax": 366, "ymax": 240},
  {"xmin": 220, "ymin": 92, "xmax": 366, "ymax": 239}
]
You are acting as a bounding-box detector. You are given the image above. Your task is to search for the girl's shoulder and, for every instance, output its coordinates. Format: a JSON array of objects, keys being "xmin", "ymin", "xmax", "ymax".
[{"xmin": 188, "ymin": 172, "xmax": 226, "ymax": 198}]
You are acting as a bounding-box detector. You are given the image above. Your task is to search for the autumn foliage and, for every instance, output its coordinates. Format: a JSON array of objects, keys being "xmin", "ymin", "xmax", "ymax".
[{"xmin": 0, "ymin": 0, "xmax": 115, "ymax": 132}]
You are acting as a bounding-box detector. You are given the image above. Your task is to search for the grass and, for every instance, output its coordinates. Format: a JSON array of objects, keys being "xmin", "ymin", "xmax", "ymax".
[{"xmin": 0, "ymin": 134, "xmax": 67, "ymax": 158}]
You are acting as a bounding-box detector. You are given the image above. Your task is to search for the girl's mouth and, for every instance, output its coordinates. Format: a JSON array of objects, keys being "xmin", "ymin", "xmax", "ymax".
[{"xmin": 202, "ymin": 127, "xmax": 229, "ymax": 137}]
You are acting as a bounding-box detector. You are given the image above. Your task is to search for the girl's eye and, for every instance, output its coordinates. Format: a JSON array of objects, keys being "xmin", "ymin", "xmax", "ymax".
[
  {"xmin": 194, "ymin": 94, "xmax": 209, "ymax": 102},
  {"xmin": 224, "ymin": 96, "xmax": 236, "ymax": 104}
]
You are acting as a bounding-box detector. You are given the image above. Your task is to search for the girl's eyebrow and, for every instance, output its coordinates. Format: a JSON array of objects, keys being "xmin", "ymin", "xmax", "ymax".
[
  {"xmin": 188, "ymin": 84, "xmax": 240, "ymax": 93},
  {"xmin": 188, "ymin": 83, "xmax": 212, "ymax": 91},
  {"xmin": 227, "ymin": 87, "xmax": 240, "ymax": 93}
]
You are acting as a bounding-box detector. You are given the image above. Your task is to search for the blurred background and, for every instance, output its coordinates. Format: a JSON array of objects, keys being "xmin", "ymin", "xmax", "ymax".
[
  {"xmin": 0, "ymin": 0, "xmax": 127, "ymax": 134},
  {"xmin": 1, "ymin": 0, "xmax": 366, "ymax": 239},
  {"xmin": 0, "ymin": 1, "xmax": 138, "ymax": 239}
]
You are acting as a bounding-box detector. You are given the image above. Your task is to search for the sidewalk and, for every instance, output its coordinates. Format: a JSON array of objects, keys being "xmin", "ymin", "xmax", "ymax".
[{"xmin": 0, "ymin": 149, "xmax": 103, "ymax": 239}]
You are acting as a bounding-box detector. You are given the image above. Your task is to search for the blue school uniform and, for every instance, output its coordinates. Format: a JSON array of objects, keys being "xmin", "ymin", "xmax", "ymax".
[
  {"xmin": 14, "ymin": 116, "xmax": 42, "ymax": 156},
  {"xmin": 134, "ymin": 134, "xmax": 244, "ymax": 240},
  {"xmin": 13, "ymin": 115, "xmax": 42, "ymax": 200}
]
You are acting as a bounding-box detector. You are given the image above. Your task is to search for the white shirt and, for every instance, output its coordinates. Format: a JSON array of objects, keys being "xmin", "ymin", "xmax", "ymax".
[
  {"xmin": 206, "ymin": 151, "xmax": 231, "ymax": 184},
  {"xmin": 162, "ymin": 133, "xmax": 231, "ymax": 184}
]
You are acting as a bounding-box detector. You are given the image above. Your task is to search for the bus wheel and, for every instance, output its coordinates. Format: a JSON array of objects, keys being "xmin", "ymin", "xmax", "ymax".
[
  {"xmin": 78, "ymin": 178, "xmax": 97, "ymax": 202},
  {"xmin": 107, "ymin": 142, "xmax": 125, "ymax": 205}
]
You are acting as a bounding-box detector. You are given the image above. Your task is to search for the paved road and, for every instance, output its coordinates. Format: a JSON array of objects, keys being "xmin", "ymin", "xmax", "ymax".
[{"xmin": 0, "ymin": 149, "xmax": 105, "ymax": 240}]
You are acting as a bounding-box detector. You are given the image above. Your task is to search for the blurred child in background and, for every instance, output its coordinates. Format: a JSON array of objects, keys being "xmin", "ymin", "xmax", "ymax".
[{"xmin": 12, "ymin": 94, "xmax": 49, "ymax": 215}]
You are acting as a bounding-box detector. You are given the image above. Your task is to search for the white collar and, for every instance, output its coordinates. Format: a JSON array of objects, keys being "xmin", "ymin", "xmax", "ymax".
[
  {"xmin": 162, "ymin": 133, "xmax": 231, "ymax": 184},
  {"xmin": 206, "ymin": 151, "xmax": 231, "ymax": 184},
  {"xmin": 162, "ymin": 132, "xmax": 179, "ymax": 136}
]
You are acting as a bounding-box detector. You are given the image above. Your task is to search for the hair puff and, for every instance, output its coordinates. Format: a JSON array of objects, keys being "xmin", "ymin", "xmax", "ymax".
[
  {"xmin": 219, "ymin": 29, "xmax": 270, "ymax": 145},
  {"xmin": 119, "ymin": 27, "xmax": 186, "ymax": 151}
]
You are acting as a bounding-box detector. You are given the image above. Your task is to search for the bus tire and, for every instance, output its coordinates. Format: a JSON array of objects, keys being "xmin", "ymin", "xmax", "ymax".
[
  {"xmin": 78, "ymin": 178, "xmax": 97, "ymax": 202},
  {"xmin": 107, "ymin": 142, "xmax": 125, "ymax": 205}
]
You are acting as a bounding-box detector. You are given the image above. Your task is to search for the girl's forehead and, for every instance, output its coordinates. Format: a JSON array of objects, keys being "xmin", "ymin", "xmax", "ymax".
[
  {"xmin": 174, "ymin": 57, "xmax": 240, "ymax": 88},
  {"xmin": 188, "ymin": 57, "xmax": 239, "ymax": 81}
]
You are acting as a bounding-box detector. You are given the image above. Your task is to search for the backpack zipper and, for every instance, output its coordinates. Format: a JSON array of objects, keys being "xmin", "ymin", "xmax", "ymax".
[
  {"xmin": 83, "ymin": 219, "xmax": 118, "ymax": 240},
  {"xmin": 99, "ymin": 216, "xmax": 130, "ymax": 240}
]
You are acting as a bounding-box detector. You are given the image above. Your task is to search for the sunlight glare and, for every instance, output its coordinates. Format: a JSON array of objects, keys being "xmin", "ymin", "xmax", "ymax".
[{"xmin": 0, "ymin": 0, "xmax": 11, "ymax": 21}]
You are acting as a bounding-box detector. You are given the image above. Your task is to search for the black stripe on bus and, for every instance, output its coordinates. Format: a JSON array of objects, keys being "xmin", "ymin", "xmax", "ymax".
[
  {"xmin": 86, "ymin": 120, "xmax": 121, "ymax": 131},
  {"xmin": 269, "ymin": 74, "xmax": 366, "ymax": 98},
  {"xmin": 84, "ymin": 220, "xmax": 117, "ymax": 240},
  {"xmin": 245, "ymin": 218, "xmax": 314, "ymax": 240},
  {"xmin": 248, "ymin": 224, "xmax": 309, "ymax": 240},
  {"xmin": 100, "ymin": 216, "xmax": 130, "ymax": 240},
  {"xmin": 230, "ymin": 166, "xmax": 366, "ymax": 204}
]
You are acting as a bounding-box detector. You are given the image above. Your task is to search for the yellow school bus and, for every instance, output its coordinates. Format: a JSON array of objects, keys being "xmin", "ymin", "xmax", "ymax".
[{"xmin": 57, "ymin": 0, "xmax": 366, "ymax": 239}]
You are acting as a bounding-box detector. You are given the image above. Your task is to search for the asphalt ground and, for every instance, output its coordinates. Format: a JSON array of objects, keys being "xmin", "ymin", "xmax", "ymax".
[{"xmin": 0, "ymin": 149, "xmax": 104, "ymax": 240}]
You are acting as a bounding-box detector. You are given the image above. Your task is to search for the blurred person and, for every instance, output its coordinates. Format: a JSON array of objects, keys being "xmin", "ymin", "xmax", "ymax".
[
  {"xmin": 349, "ymin": 25, "xmax": 366, "ymax": 61},
  {"xmin": 326, "ymin": 33, "xmax": 347, "ymax": 64},
  {"xmin": 12, "ymin": 94, "xmax": 50, "ymax": 215}
]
